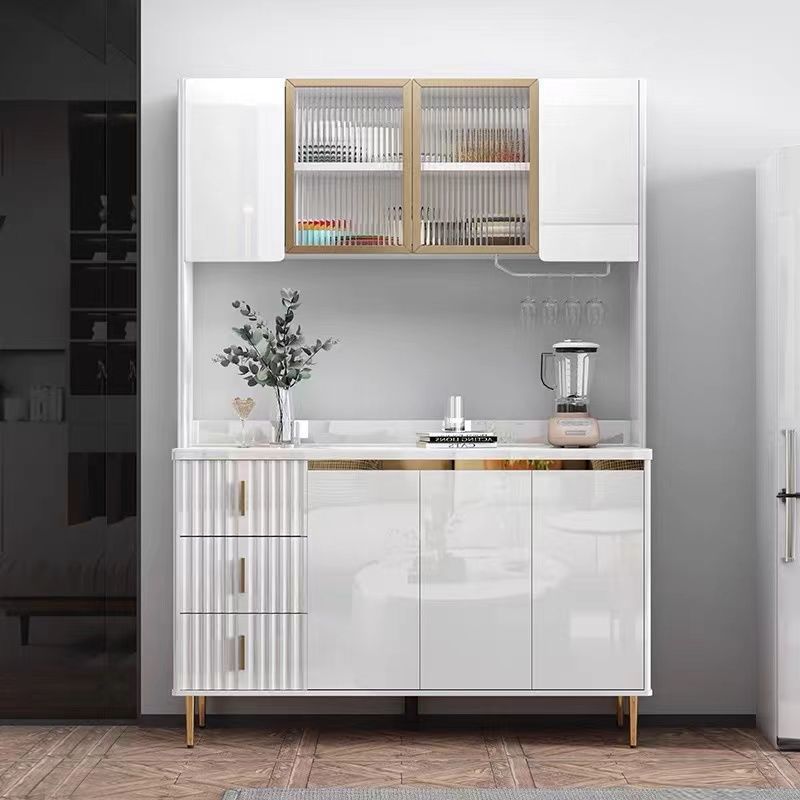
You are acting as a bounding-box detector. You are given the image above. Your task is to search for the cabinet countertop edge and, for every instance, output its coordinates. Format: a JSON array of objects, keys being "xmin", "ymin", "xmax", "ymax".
[{"xmin": 172, "ymin": 444, "xmax": 652, "ymax": 461}]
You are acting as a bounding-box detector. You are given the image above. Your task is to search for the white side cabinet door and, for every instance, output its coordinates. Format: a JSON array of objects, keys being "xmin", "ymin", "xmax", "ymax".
[
  {"xmin": 180, "ymin": 78, "xmax": 285, "ymax": 262},
  {"xmin": 532, "ymin": 468, "xmax": 645, "ymax": 691},
  {"xmin": 420, "ymin": 470, "xmax": 532, "ymax": 690},
  {"xmin": 538, "ymin": 79, "xmax": 640, "ymax": 262},
  {"xmin": 307, "ymin": 470, "xmax": 419, "ymax": 690}
]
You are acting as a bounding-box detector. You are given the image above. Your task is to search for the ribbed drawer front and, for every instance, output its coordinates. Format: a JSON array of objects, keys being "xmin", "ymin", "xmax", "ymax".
[
  {"xmin": 238, "ymin": 460, "xmax": 306, "ymax": 536},
  {"xmin": 175, "ymin": 460, "xmax": 306, "ymax": 536},
  {"xmin": 175, "ymin": 613, "xmax": 305, "ymax": 691},
  {"xmin": 177, "ymin": 537, "xmax": 306, "ymax": 613},
  {"xmin": 175, "ymin": 459, "xmax": 237, "ymax": 536}
]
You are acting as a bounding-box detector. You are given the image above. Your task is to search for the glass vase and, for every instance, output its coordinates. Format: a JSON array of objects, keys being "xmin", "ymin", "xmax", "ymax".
[{"xmin": 273, "ymin": 387, "xmax": 295, "ymax": 445}]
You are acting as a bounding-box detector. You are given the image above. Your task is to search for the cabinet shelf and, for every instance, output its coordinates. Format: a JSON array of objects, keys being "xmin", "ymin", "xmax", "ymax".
[
  {"xmin": 421, "ymin": 162, "xmax": 530, "ymax": 172},
  {"xmin": 294, "ymin": 162, "xmax": 403, "ymax": 173}
]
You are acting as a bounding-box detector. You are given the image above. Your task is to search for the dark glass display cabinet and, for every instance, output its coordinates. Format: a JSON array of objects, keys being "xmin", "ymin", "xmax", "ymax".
[{"xmin": 0, "ymin": 1, "xmax": 138, "ymax": 718}]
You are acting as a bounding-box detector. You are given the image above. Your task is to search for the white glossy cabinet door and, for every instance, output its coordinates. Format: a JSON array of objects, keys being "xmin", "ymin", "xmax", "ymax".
[
  {"xmin": 420, "ymin": 470, "xmax": 531, "ymax": 690},
  {"xmin": 539, "ymin": 79, "xmax": 640, "ymax": 262},
  {"xmin": 180, "ymin": 78, "xmax": 285, "ymax": 262},
  {"xmin": 307, "ymin": 470, "xmax": 419, "ymax": 690},
  {"xmin": 532, "ymin": 469, "xmax": 644, "ymax": 691}
]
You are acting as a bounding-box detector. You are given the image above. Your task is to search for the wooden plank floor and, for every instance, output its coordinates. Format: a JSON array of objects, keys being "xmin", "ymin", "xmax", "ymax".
[{"xmin": 0, "ymin": 724, "xmax": 799, "ymax": 798}]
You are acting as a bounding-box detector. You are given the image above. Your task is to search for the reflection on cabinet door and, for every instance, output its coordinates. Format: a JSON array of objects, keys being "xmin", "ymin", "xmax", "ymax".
[
  {"xmin": 420, "ymin": 470, "xmax": 531, "ymax": 690},
  {"xmin": 307, "ymin": 470, "xmax": 419, "ymax": 690},
  {"xmin": 538, "ymin": 79, "xmax": 639, "ymax": 262},
  {"xmin": 181, "ymin": 78, "xmax": 285, "ymax": 262},
  {"xmin": 532, "ymin": 469, "xmax": 644, "ymax": 691}
]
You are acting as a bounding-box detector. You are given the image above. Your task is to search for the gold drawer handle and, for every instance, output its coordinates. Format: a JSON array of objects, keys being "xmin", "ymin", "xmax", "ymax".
[
  {"xmin": 238, "ymin": 634, "xmax": 246, "ymax": 671},
  {"xmin": 239, "ymin": 557, "xmax": 246, "ymax": 593},
  {"xmin": 238, "ymin": 480, "xmax": 246, "ymax": 517}
]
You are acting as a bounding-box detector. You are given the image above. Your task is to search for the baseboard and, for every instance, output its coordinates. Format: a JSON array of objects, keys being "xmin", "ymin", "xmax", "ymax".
[{"xmin": 138, "ymin": 713, "xmax": 756, "ymax": 729}]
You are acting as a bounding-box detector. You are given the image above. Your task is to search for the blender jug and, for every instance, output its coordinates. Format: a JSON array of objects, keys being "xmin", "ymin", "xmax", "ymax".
[{"xmin": 540, "ymin": 340, "xmax": 599, "ymax": 414}]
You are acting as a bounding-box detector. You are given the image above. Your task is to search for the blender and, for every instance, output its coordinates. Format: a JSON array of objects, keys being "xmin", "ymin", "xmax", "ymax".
[{"xmin": 540, "ymin": 340, "xmax": 600, "ymax": 447}]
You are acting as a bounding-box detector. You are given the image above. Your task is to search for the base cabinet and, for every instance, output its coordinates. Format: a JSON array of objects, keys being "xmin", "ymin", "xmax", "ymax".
[
  {"xmin": 175, "ymin": 458, "xmax": 649, "ymax": 701},
  {"xmin": 532, "ymin": 469, "xmax": 645, "ymax": 690},
  {"xmin": 307, "ymin": 470, "xmax": 420, "ymax": 690},
  {"xmin": 420, "ymin": 470, "xmax": 532, "ymax": 690}
]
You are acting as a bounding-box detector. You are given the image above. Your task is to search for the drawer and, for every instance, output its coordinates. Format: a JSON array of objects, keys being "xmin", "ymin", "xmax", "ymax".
[
  {"xmin": 177, "ymin": 537, "xmax": 305, "ymax": 613},
  {"xmin": 175, "ymin": 613, "xmax": 305, "ymax": 691},
  {"xmin": 175, "ymin": 459, "xmax": 306, "ymax": 536}
]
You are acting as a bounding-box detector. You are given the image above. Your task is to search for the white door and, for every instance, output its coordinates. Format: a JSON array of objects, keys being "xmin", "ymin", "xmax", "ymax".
[
  {"xmin": 307, "ymin": 469, "xmax": 419, "ymax": 690},
  {"xmin": 420, "ymin": 470, "xmax": 531, "ymax": 690},
  {"xmin": 181, "ymin": 78, "xmax": 285, "ymax": 262},
  {"xmin": 538, "ymin": 79, "xmax": 640, "ymax": 262},
  {"xmin": 532, "ymin": 468, "xmax": 645, "ymax": 691},
  {"xmin": 758, "ymin": 148, "xmax": 800, "ymax": 742}
]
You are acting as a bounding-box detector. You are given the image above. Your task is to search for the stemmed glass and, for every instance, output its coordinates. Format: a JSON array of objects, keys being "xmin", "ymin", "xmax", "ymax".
[
  {"xmin": 562, "ymin": 275, "xmax": 583, "ymax": 329},
  {"xmin": 520, "ymin": 278, "xmax": 537, "ymax": 331},
  {"xmin": 540, "ymin": 277, "xmax": 560, "ymax": 326},
  {"xmin": 586, "ymin": 275, "xmax": 606, "ymax": 327},
  {"xmin": 232, "ymin": 396, "xmax": 255, "ymax": 447}
]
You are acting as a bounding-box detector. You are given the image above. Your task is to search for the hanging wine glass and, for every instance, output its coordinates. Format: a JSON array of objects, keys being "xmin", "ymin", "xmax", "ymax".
[
  {"xmin": 586, "ymin": 274, "xmax": 606, "ymax": 327},
  {"xmin": 519, "ymin": 277, "xmax": 537, "ymax": 331},
  {"xmin": 562, "ymin": 275, "xmax": 582, "ymax": 329},
  {"xmin": 541, "ymin": 277, "xmax": 559, "ymax": 325}
]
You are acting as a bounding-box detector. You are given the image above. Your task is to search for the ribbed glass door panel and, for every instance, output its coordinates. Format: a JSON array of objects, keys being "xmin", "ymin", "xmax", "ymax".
[
  {"xmin": 288, "ymin": 83, "xmax": 410, "ymax": 252},
  {"xmin": 413, "ymin": 82, "xmax": 536, "ymax": 252}
]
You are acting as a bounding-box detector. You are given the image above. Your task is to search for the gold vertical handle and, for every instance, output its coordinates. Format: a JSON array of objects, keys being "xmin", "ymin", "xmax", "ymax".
[
  {"xmin": 238, "ymin": 634, "xmax": 246, "ymax": 671},
  {"xmin": 238, "ymin": 480, "xmax": 246, "ymax": 517},
  {"xmin": 239, "ymin": 557, "xmax": 246, "ymax": 593}
]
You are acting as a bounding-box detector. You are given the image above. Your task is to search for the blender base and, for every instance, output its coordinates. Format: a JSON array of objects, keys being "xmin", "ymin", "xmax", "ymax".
[{"xmin": 547, "ymin": 413, "xmax": 601, "ymax": 448}]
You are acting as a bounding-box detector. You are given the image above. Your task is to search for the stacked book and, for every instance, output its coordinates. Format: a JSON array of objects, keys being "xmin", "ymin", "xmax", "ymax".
[{"xmin": 417, "ymin": 431, "xmax": 498, "ymax": 449}]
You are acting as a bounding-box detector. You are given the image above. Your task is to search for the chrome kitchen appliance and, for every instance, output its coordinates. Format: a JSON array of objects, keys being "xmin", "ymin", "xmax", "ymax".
[{"xmin": 540, "ymin": 340, "xmax": 600, "ymax": 447}]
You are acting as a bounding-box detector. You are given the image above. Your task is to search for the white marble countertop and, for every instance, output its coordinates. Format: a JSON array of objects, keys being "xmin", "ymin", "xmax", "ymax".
[{"xmin": 173, "ymin": 443, "xmax": 652, "ymax": 461}]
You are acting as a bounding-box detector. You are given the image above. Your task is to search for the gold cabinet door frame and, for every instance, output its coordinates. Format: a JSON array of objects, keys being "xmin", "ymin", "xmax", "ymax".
[
  {"xmin": 285, "ymin": 78, "xmax": 414, "ymax": 254},
  {"xmin": 411, "ymin": 78, "xmax": 539, "ymax": 254}
]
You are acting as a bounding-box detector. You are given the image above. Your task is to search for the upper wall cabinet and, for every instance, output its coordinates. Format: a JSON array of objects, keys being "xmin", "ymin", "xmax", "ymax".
[
  {"xmin": 180, "ymin": 78, "xmax": 285, "ymax": 262},
  {"xmin": 538, "ymin": 79, "xmax": 640, "ymax": 262},
  {"xmin": 179, "ymin": 77, "xmax": 642, "ymax": 263},
  {"xmin": 412, "ymin": 79, "xmax": 538, "ymax": 254},
  {"xmin": 285, "ymin": 79, "xmax": 413, "ymax": 254}
]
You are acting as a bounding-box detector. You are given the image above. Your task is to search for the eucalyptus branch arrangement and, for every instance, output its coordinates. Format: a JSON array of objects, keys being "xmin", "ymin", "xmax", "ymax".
[
  {"xmin": 213, "ymin": 289, "xmax": 338, "ymax": 442},
  {"xmin": 214, "ymin": 289, "xmax": 337, "ymax": 388}
]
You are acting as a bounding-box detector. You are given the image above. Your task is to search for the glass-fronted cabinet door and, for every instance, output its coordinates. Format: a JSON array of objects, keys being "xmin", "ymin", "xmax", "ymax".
[
  {"xmin": 285, "ymin": 79, "xmax": 413, "ymax": 253},
  {"xmin": 412, "ymin": 79, "xmax": 538, "ymax": 254}
]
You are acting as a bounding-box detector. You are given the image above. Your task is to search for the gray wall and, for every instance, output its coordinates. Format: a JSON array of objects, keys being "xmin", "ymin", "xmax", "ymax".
[
  {"xmin": 141, "ymin": 0, "xmax": 800, "ymax": 715},
  {"xmin": 193, "ymin": 260, "xmax": 631, "ymax": 422}
]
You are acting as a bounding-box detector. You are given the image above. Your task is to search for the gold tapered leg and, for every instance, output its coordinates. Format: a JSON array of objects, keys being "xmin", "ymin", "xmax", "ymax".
[
  {"xmin": 185, "ymin": 695, "xmax": 195, "ymax": 748},
  {"xmin": 616, "ymin": 695, "xmax": 624, "ymax": 728},
  {"xmin": 198, "ymin": 695, "xmax": 206, "ymax": 728},
  {"xmin": 628, "ymin": 696, "xmax": 638, "ymax": 747}
]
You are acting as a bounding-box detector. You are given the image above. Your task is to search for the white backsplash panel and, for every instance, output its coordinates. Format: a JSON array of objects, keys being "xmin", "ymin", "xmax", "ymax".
[{"xmin": 192, "ymin": 258, "xmax": 633, "ymax": 423}]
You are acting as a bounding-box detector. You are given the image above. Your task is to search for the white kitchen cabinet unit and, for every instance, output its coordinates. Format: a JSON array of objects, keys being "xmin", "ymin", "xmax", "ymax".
[
  {"xmin": 420, "ymin": 469, "xmax": 532, "ymax": 690},
  {"xmin": 532, "ymin": 468, "xmax": 646, "ymax": 691},
  {"xmin": 178, "ymin": 77, "xmax": 643, "ymax": 264},
  {"xmin": 173, "ymin": 452, "xmax": 650, "ymax": 747},
  {"xmin": 538, "ymin": 79, "xmax": 640, "ymax": 262},
  {"xmin": 307, "ymin": 469, "xmax": 420, "ymax": 690},
  {"xmin": 179, "ymin": 78, "xmax": 285, "ymax": 262}
]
